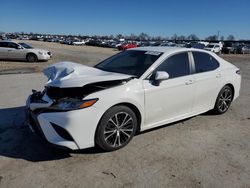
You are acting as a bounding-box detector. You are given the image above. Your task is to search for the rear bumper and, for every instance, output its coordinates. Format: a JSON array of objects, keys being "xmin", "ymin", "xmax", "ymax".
[{"xmin": 233, "ymin": 75, "xmax": 241, "ymax": 101}]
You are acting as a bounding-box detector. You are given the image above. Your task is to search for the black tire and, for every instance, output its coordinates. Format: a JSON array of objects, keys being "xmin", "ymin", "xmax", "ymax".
[
  {"xmin": 26, "ymin": 53, "xmax": 38, "ymax": 62},
  {"xmin": 95, "ymin": 105, "xmax": 137, "ymax": 151},
  {"xmin": 213, "ymin": 85, "xmax": 233, "ymax": 114}
]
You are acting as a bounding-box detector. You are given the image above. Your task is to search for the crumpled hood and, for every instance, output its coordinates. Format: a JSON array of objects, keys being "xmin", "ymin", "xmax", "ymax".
[{"xmin": 43, "ymin": 61, "xmax": 133, "ymax": 88}]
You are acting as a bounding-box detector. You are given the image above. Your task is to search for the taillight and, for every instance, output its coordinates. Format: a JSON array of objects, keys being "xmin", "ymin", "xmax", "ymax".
[{"xmin": 236, "ymin": 69, "xmax": 241, "ymax": 75}]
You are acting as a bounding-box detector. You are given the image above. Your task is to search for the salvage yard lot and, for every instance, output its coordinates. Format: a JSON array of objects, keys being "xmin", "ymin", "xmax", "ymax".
[{"xmin": 0, "ymin": 41, "xmax": 250, "ymax": 187}]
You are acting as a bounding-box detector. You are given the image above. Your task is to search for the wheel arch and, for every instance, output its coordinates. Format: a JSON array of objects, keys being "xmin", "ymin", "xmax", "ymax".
[
  {"xmin": 114, "ymin": 102, "xmax": 142, "ymax": 133},
  {"xmin": 26, "ymin": 52, "xmax": 38, "ymax": 60},
  {"xmin": 95, "ymin": 102, "xmax": 142, "ymax": 138},
  {"xmin": 94, "ymin": 102, "xmax": 142, "ymax": 150},
  {"xmin": 224, "ymin": 83, "xmax": 235, "ymax": 100}
]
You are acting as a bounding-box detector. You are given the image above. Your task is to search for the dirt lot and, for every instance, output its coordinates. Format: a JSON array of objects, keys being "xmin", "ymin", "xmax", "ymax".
[
  {"xmin": 0, "ymin": 40, "xmax": 117, "ymax": 74},
  {"xmin": 0, "ymin": 41, "xmax": 250, "ymax": 188}
]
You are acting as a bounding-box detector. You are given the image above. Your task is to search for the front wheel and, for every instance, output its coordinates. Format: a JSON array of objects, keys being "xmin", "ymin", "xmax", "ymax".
[
  {"xmin": 213, "ymin": 85, "xmax": 233, "ymax": 114},
  {"xmin": 95, "ymin": 105, "xmax": 137, "ymax": 151},
  {"xmin": 26, "ymin": 53, "xmax": 38, "ymax": 62}
]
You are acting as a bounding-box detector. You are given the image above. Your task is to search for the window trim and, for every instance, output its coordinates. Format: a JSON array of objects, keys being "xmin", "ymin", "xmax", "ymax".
[
  {"xmin": 191, "ymin": 51, "xmax": 220, "ymax": 74},
  {"xmin": 145, "ymin": 51, "xmax": 193, "ymax": 80}
]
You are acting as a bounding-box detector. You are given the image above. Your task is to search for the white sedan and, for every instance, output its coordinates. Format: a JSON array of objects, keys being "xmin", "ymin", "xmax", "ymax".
[
  {"xmin": 26, "ymin": 47, "xmax": 241, "ymax": 151},
  {"xmin": 0, "ymin": 41, "xmax": 52, "ymax": 62}
]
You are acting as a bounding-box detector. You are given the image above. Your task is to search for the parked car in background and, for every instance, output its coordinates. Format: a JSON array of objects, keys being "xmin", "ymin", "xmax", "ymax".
[
  {"xmin": 0, "ymin": 41, "xmax": 52, "ymax": 62},
  {"xmin": 73, "ymin": 40, "xmax": 85, "ymax": 45},
  {"xmin": 26, "ymin": 47, "xmax": 241, "ymax": 151},
  {"xmin": 85, "ymin": 39, "xmax": 102, "ymax": 47},
  {"xmin": 204, "ymin": 43, "xmax": 221, "ymax": 53},
  {"xmin": 221, "ymin": 42, "xmax": 233, "ymax": 54},
  {"xmin": 118, "ymin": 43, "xmax": 137, "ymax": 50},
  {"xmin": 242, "ymin": 45, "xmax": 250, "ymax": 54},
  {"xmin": 186, "ymin": 42, "xmax": 205, "ymax": 49},
  {"xmin": 230, "ymin": 44, "xmax": 244, "ymax": 54}
]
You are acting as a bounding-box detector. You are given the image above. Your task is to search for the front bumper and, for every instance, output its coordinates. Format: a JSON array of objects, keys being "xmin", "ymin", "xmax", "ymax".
[
  {"xmin": 26, "ymin": 93, "xmax": 101, "ymax": 150},
  {"xmin": 37, "ymin": 52, "xmax": 52, "ymax": 61},
  {"xmin": 26, "ymin": 108, "xmax": 79, "ymax": 150}
]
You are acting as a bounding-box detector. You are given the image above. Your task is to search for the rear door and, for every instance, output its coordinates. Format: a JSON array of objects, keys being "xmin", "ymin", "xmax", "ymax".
[
  {"xmin": 191, "ymin": 52, "xmax": 222, "ymax": 112},
  {"xmin": 0, "ymin": 42, "xmax": 9, "ymax": 59}
]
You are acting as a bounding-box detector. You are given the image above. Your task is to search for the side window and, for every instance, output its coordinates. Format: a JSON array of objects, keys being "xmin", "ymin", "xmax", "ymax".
[
  {"xmin": 8, "ymin": 42, "xmax": 18, "ymax": 49},
  {"xmin": 193, "ymin": 52, "xmax": 219, "ymax": 73},
  {"xmin": 154, "ymin": 52, "xmax": 190, "ymax": 79},
  {"xmin": 0, "ymin": 42, "xmax": 8, "ymax": 47}
]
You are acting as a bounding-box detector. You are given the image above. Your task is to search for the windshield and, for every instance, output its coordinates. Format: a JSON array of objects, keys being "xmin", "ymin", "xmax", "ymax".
[
  {"xmin": 95, "ymin": 50, "xmax": 163, "ymax": 77},
  {"xmin": 18, "ymin": 43, "xmax": 33, "ymax": 49},
  {"xmin": 207, "ymin": 45, "xmax": 214, "ymax": 48}
]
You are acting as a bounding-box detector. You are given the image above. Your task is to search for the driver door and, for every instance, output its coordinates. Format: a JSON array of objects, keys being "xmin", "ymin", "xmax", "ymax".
[
  {"xmin": 7, "ymin": 42, "xmax": 26, "ymax": 60},
  {"xmin": 143, "ymin": 52, "xmax": 195, "ymax": 129}
]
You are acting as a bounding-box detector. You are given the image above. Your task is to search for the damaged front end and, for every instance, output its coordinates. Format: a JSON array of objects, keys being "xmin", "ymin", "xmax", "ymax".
[
  {"xmin": 45, "ymin": 79, "xmax": 130, "ymax": 100},
  {"xmin": 27, "ymin": 61, "xmax": 133, "ymax": 111},
  {"xmin": 25, "ymin": 62, "xmax": 134, "ymax": 149}
]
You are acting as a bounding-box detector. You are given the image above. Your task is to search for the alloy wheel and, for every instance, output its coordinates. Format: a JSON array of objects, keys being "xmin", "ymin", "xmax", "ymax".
[
  {"xmin": 104, "ymin": 112, "xmax": 134, "ymax": 147},
  {"xmin": 218, "ymin": 87, "xmax": 232, "ymax": 112}
]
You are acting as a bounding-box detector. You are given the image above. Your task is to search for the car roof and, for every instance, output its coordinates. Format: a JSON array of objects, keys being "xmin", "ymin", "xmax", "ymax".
[
  {"xmin": 0, "ymin": 40, "xmax": 13, "ymax": 43},
  {"xmin": 129, "ymin": 46, "xmax": 210, "ymax": 55},
  {"xmin": 130, "ymin": 46, "xmax": 182, "ymax": 53}
]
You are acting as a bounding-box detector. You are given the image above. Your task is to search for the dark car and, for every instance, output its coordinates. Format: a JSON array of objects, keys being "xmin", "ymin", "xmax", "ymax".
[{"xmin": 85, "ymin": 40, "xmax": 101, "ymax": 47}]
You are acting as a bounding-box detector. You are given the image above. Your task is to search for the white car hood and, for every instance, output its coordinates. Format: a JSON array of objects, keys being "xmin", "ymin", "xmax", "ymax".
[
  {"xmin": 29, "ymin": 48, "xmax": 49, "ymax": 53},
  {"xmin": 43, "ymin": 61, "xmax": 133, "ymax": 88}
]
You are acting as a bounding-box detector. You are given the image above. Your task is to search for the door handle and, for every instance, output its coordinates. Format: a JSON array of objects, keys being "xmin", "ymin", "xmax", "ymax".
[
  {"xmin": 8, "ymin": 50, "xmax": 12, "ymax": 51},
  {"xmin": 216, "ymin": 73, "xmax": 222, "ymax": 78},
  {"xmin": 185, "ymin": 80, "xmax": 194, "ymax": 85}
]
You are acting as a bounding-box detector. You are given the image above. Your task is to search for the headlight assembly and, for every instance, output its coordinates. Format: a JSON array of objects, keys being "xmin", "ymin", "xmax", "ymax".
[
  {"xmin": 51, "ymin": 98, "xmax": 98, "ymax": 111},
  {"xmin": 38, "ymin": 51, "xmax": 47, "ymax": 55}
]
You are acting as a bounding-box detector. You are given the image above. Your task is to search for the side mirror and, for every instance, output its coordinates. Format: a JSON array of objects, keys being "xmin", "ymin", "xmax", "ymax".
[
  {"xmin": 17, "ymin": 46, "xmax": 22, "ymax": 49},
  {"xmin": 154, "ymin": 71, "xmax": 169, "ymax": 81}
]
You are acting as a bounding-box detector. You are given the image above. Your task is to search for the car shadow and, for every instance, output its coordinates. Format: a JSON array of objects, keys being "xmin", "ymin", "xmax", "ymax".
[
  {"xmin": 0, "ymin": 59, "xmax": 27, "ymax": 62},
  {"xmin": 0, "ymin": 106, "xmax": 72, "ymax": 162},
  {"xmin": 0, "ymin": 58, "xmax": 47, "ymax": 63}
]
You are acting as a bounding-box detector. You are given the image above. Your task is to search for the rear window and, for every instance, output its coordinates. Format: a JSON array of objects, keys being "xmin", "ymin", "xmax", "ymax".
[{"xmin": 193, "ymin": 52, "xmax": 219, "ymax": 73}]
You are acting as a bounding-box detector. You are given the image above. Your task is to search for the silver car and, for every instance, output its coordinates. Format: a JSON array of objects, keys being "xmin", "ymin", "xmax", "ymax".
[
  {"xmin": 242, "ymin": 45, "xmax": 250, "ymax": 54},
  {"xmin": 0, "ymin": 41, "xmax": 52, "ymax": 62}
]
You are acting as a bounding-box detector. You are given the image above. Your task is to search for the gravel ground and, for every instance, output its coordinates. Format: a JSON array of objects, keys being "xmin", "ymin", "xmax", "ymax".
[{"xmin": 0, "ymin": 42, "xmax": 250, "ymax": 188}]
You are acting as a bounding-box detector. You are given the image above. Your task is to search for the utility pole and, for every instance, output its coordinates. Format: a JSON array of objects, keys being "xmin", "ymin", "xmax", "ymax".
[{"xmin": 217, "ymin": 31, "xmax": 220, "ymax": 41}]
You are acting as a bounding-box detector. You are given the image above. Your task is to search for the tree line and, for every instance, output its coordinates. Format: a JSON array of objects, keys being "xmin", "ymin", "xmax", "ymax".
[{"xmin": 110, "ymin": 32, "xmax": 236, "ymax": 41}]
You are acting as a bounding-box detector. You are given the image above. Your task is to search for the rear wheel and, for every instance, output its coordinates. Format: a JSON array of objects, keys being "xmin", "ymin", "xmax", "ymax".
[
  {"xmin": 26, "ymin": 53, "xmax": 38, "ymax": 62},
  {"xmin": 95, "ymin": 105, "xmax": 137, "ymax": 151},
  {"xmin": 213, "ymin": 85, "xmax": 233, "ymax": 114}
]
